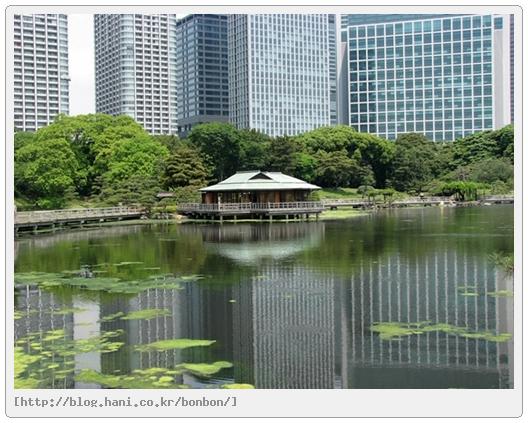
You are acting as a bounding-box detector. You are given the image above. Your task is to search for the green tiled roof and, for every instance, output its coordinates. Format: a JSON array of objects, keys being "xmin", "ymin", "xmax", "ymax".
[{"xmin": 199, "ymin": 171, "xmax": 321, "ymax": 192}]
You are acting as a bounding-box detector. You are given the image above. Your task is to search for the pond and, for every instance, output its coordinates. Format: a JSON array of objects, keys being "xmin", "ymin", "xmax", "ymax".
[{"xmin": 14, "ymin": 205, "xmax": 514, "ymax": 389}]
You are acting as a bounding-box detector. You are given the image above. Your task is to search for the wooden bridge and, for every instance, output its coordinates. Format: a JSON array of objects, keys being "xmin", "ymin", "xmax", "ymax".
[
  {"xmin": 322, "ymin": 195, "xmax": 514, "ymax": 209},
  {"xmin": 15, "ymin": 206, "xmax": 145, "ymax": 234}
]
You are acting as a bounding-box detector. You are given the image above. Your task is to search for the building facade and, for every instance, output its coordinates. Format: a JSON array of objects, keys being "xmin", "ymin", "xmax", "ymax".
[
  {"xmin": 344, "ymin": 14, "xmax": 512, "ymax": 142},
  {"xmin": 175, "ymin": 14, "xmax": 229, "ymax": 137},
  {"xmin": 14, "ymin": 14, "xmax": 69, "ymax": 132},
  {"xmin": 228, "ymin": 14, "xmax": 337, "ymax": 137},
  {"xmin": 94, "ymin": 14, "xmax": 178, "ymax": 134}
]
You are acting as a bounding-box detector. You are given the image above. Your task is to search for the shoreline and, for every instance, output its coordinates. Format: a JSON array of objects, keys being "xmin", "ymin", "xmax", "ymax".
[{"xmin": 14, "ymin": 202, "xmax": 514, "ymax": 238}]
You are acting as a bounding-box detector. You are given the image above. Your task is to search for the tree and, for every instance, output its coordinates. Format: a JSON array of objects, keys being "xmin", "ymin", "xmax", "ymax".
[
  {"xmin": 100, "ymin": 137, "xmax": 169, "ymax": 189},
  {"xmin": 389, "ymin": 133, "xmax": 438, "ymax": 193},
  {"xmin": 238, "ymin": 129, "xmax": 271, "ymax": 171},
  {"xmin": 14, "ymin": 131, "xmax": 36, "ymax": 152},
  {"xmin": 451, "ymin": 125, "xmax": 514, "ymax": 168},
  {"xmin": 15, "ymin": 138, "xmax": 79, "ymax": 209},
  {"xmin": 469, "ymin": 158, "xmax": 514, "ymax": 184},
  {"xmin": 314, "ymin": 150, "xmax": 357, "ymax": 188},
  {"xmin": 267, "ymin": 136, "xmax": 300, "ymax": 175},
  {"xmin": 295, "ymin": 125, "xmax": 394, "ymax": 187},
  {"xmin": 188, "ymin": 122, "xmax": 242, "ymax": 181},
  {"xmin": 164, "ymin": 144, "xmax": 209, "ymax": 189},
  {"xmin": 34, "ymin": 113, "xmax": 148, "ymax": 196},
  {"xmin": 99, "ymin": 175, "xmax": 161, "ymax": 210}
]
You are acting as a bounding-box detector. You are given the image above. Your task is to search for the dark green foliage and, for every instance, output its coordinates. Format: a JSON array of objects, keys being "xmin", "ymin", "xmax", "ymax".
[
  {"xmin": 451, "ymin": 124, "xmax": 514, "ymax": 168},
  {"xmin": 164, "ymin": 144, "xmax": 209, "ymax": 189},
  {"xmin": 238, "ymin": 129, "xmax": 271, "ymax": 171},
  {"xmin": 388, "ymin": 133, "xmax": 439, "ymax": 192},
  {"xmin": 267, "ymin": 136, "xmax": 300, "ymax": 175},
  {"xmin": 294, "ymin": 125, "xmax": 394, "ymax": 187},
  {"xmin": 313, "ymin": 150, "xmax": 357, "ymax": 188},
  {"xmin": 187, "ymin": 122, "xmax": 242, "ymax": 181},
  {"xmin": 434, "ymin": 181, "xmax": 486, "ymax": 201},
  {"xmin": 99, "ymin": 175, "xmax": 161, "ymax": 210}
]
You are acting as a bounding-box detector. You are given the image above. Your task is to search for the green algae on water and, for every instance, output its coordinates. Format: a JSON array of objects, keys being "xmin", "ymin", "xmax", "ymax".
[
  {"xmin": 135, "ymin": 339, "xmax": 215, "ymax": 352},
  {"xmin": 120, "ymin": 308, "xmax": 171, "ymax": 321},
  {"xmin": 75, "ymin": 369, "xmax": 186, "ymax": 389},
  {"xmin": 14, "ymin": 272, "xmax": 202, "ymax": 295},
  {"xmin": 487, "ymin": 290, "xmax": 513, "ymax": 297},
  {"xmin": 222, "ymin": 383, "xmax": 255, "ymax": 389},
  {"xmin": 176, "ymin": 361, "xmax": 232, "ymax": 376},
  {"xmin": 370, "ymin": 321, "xmax": 512, "ymax": 343}
]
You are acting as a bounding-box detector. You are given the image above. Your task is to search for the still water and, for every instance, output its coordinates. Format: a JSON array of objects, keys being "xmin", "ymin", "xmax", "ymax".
[{"xmin": 14, "ymin": 205, "xmax": 514, "ymax": 389}]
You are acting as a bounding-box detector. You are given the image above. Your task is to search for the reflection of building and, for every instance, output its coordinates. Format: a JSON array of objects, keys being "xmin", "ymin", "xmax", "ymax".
[
  {"xmin": 345, "ymin": 248, "xmax": 513, "ymax": 388},
  {"xmin": 14, "ymin": 286, "xmax": 74, "ymax": 388},
  {"xmin": 232, "ymin": 265, "xmax": 339, "ymax": 388}
]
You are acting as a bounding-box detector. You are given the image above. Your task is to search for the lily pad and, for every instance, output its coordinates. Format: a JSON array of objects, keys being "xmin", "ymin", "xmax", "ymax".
[
  {"xmin": 371, "ymin": 321, "xmax": 511, "ymax": 343},
  {"xmin": 135, "ymin": 339, "xmax": 215, "ymax": 352},
  {"xmin": 120, "ymin": 308, "xmax": 171, "ymax": 321},
  {"xmin": 487, "ymin": 290, "xmax": 513, "ymax": 297},
  {"xmin": 222, "ymin": 383, "xmax": 255, "ymax": 389},
  {"xmin": 177, "ymin": 361, "xmax": 232, "ymax": 376}
]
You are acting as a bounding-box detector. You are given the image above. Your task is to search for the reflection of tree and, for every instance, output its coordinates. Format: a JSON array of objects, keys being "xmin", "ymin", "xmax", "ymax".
[{"xmin": 300, "ymin": 206, "xmax": 514, "ymax": 277}]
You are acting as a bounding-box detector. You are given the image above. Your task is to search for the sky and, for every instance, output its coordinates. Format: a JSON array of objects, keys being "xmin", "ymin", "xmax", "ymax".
[{"xmin": 68, "ymin": 15, "xmax": 95, "ymax": 115}]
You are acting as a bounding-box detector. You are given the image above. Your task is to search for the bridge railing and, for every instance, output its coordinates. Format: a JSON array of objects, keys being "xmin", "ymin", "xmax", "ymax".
[
  {"xmin": 15, "ymin": 206, "xmax": 143, "ymax": 225},
  {"xmin": 178, "ymin": 202, "xmax": 324, "ymax": 213}
]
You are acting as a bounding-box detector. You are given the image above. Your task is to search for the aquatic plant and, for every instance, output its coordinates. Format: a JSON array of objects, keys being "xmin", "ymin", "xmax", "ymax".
[
  {"xmin": 120, "ymin": 308, "xmax": 171, "ymax": 320},
  {"xmin": 176, "ymin": 361, "xmax": 232, "ymax": 376},
  {"xmin": 75, "ymin": 362, "xmax": 238, "ymax": 389},
  {"xmin": 222, "ymin": 383, "xmax": 254, "ymax": 389},
  {"xmin": 14, "ymin": 272, "xmax": 202, "ymax": 295},
  {"xmin": 370, "ymin": 321, "xmax": 512, "ymax": 343},
  {"xmin": 14, "ymin": 328, "xmax": 125, "ymax": 389},
  {"xmin": 135, "ymin": 339, "xmax": 215, "ymax": 352},
  {"xmin": 487, "ymin": 290, "xmax": 513, "ymax": 297},
  {"xmin": 75, "ymin": 368, "xmax": 187, "ymax": 389},
  {"xmin": 489, "ymin": 252, "xmax": 514, "ymax": 274}
]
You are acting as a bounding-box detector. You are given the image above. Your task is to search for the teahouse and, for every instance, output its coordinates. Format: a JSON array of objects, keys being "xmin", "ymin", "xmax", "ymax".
[{"xmin": 177, "ymin": 171, "xmax": 324, "ymax": 221}]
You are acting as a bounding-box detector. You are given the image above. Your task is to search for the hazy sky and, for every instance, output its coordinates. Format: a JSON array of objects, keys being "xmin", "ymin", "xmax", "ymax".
[{"xmin": 68, "ymin": 14, "xmax": 95, "ymax": 115}]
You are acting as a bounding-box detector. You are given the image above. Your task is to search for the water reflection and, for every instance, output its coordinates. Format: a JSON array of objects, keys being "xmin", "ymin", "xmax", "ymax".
[{"xmin": 14, "ymin": 206, "xmax": 514, "ymax": 389}]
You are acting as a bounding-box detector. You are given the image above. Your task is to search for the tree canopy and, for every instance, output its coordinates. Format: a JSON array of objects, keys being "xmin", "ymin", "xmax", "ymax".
[{"xmin": 13, "ymin": 114, "xmax": 514, "ymax": 210}]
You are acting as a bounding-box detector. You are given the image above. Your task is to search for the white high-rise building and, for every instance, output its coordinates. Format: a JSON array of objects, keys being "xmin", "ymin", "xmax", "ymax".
[
  {"xmin": 94, "ymin": 14, "xmax": 178, "ymax": 135},
  {"xmin": 228, "ymin": 14, "xmax": 337, "ymax": 137},
  {"xmin": 13, "ymin": 14, "xmax": 69, "ymax": 132}
]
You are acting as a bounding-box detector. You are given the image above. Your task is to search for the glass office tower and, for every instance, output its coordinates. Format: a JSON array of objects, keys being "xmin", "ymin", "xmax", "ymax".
[
  {"xmin": 228, "ymin": 14, "xmax": 337, "ymax": 137},
  {"xmin": 345, "ymin": 15, "xmax": 512, "ymax": 141},
  {"xmin": 175, "ymin": 14, "xmax": 229, "ymax": 137},
  {"xmin": 94, "ymin": 14, "xmax": 178, "ymax": 135},
  {"xmin": 13, "ymin": 14, "xmax": 69, "ymax": 131}
]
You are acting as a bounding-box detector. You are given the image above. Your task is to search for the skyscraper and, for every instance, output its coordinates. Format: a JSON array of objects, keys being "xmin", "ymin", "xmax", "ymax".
[
  {"xmin": 13, "ymin": 14, "xmax": 69, "ymax": 132},
  {"xmin": 175, "ymin": 14, "xmax": 229, "ymax": 137},
  {"xmin": 94, "ymin": 14, "xmax": 178, "ymax": 135},
  {"xmin": 344, "ymin": 14, "xmax": 512, "ymax": 142},
  {"xmin": 228, "ymin": 14, "xmax": 337, "ymax": 137}
]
